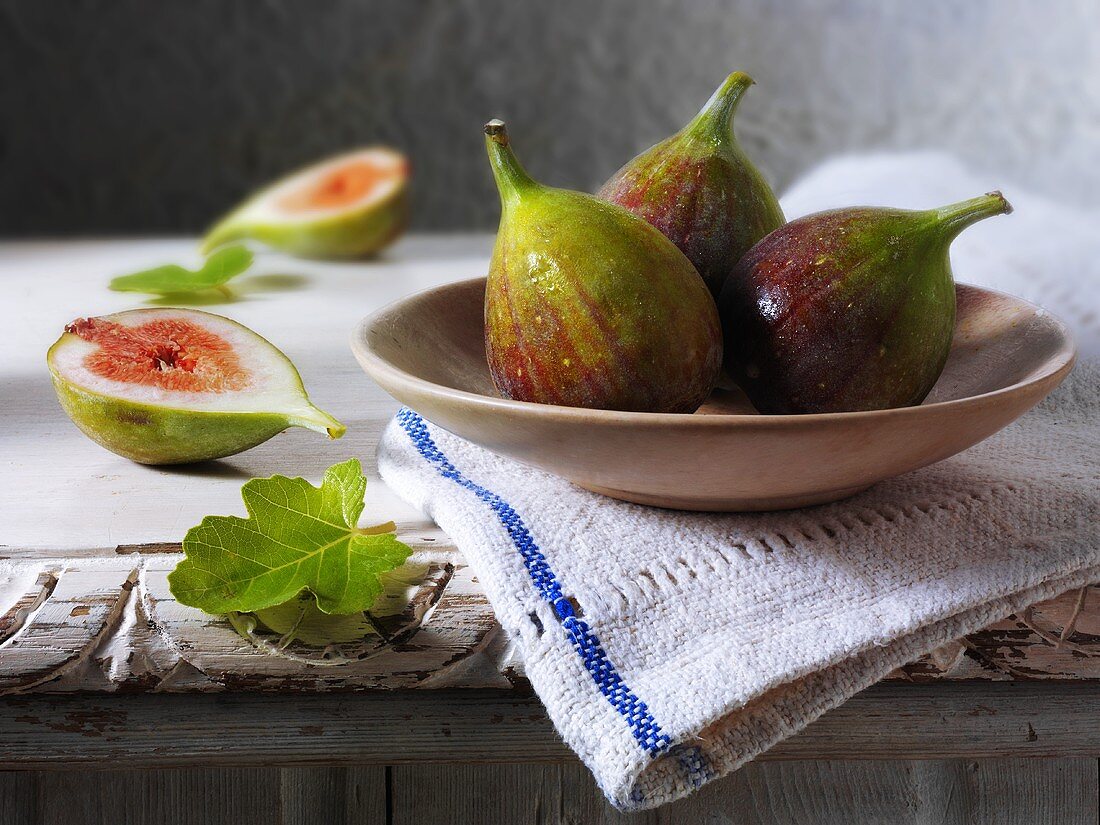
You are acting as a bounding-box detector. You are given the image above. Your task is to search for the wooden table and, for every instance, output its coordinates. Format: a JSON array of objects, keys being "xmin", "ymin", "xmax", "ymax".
[{"xmin": 2, "ymin": 237, "xmax": 1098, "ymax": 824}]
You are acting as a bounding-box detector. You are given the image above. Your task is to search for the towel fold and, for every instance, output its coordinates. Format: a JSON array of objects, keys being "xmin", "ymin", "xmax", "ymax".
[{"xmin": 377, "ymin": 154, "xmax": 1100, "ymax": 810}]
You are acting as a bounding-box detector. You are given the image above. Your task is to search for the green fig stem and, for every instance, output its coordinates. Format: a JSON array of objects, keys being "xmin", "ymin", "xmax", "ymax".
[
  {"xmin": 932, "ymin": 191, "xmax": 1013, "ymax": 239},
  {"xmin": 484, "ymin": 119, "xmax": 538, "ymax": 208},
  {"xmin": 288, "ymin": 405, "xmax": 346, "ymax": 439},
  {"xmin": 684, "ymin": 71, "xmax": 755, "ymax": 143}
]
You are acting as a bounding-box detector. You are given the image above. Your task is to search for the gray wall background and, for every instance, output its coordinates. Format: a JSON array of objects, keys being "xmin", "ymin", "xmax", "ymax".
[{"xmin": 1, "ymin": 0, "xmax": 1097, "ymax": 236}]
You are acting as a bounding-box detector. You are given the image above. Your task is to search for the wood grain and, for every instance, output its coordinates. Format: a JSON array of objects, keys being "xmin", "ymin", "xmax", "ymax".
[
  {"xmin": 0, "ymin": 759, "xmax": 1094, "ymax": 825},
  {"xmin": 0, "ymin": 773, "xmax": 36, "ymax": 825},
  {"xmin": 0, "ymin": 683, "xmax": 1097, "ymax": 769},
  {"xmin": 36, "ymin": 769, "xmax": 284, "ymax": 825},
  {"xmin": 0, "ymin": 767, "xmax": 388, "ymax": 825},
  {"xmin": 391, "ymin": 764, "xmax": 565, "ymax": 825},
  {"xmin": 279, "ymin": 767, "xmax": 388, "ymax": 825},
  {"xmin": 0, "ymin": 550, "xmax": 1094, "ymax": 694},
  {"xmin": 0, "ymin": 551, "xmax": 518, "ymax": 693},
  {"xmin": 405, "ymin": 759, "xmax": 1100, "ymax": 825},
  {"xmin": 962, "ymin": 759, "xmax": 1099, "ymax": 824}
]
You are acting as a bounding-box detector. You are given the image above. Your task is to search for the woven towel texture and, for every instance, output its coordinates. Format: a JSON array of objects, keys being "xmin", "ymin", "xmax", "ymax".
[{"xmin": 377, "ymin": 154, "xmax": 1100, "ymax": 810}]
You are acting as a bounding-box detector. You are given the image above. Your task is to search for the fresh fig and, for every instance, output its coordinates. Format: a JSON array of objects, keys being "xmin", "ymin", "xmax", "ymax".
[
  {"xmin": 483, "ymin": 120, "xmax": 722, "ymax": 414},
  {"xmin": 48, "ymin": 308, "xmax": 344, "ymax": 464},
  {"xmin": 719, "ymin": 193, "xmax": 1013, "ymax": 414},
  {"xmin": 597, "ymin": 71, "xmax": 784, "ymax": 297},
  {"xmin": 202, "ymin": 148, "xmax": 408, "ymax": 259}
]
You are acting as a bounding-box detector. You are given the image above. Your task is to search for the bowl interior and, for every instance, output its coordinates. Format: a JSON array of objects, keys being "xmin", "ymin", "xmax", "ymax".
[{"xmin": 365, "ymin": 278, "xmax": 1072, "ymax": 414}]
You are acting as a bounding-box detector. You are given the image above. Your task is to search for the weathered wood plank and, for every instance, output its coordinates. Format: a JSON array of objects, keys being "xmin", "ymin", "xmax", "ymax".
[
  {"xmin": 0, "ymin": 552, "xmax": 514, "ymax": 693},
  {"xmin": 895, "ymin": 585, "xmax": 1100, "ymax": 681},
  {"xmin": 0, "ymin": 683, "xmax": 1097, "ymax": 769},
  {"xmin": 0, "ymin": 552, "xmax": 1094, "ymax": 694},
  {"xmin": 961, "ymin": 758, "xmax": 1099, "ymax": 824},
  {"xmin": 32, "ymin": 768, "xmax": 282, "ymax": 825},
  {"xmin": 668, "ymin": 760, "xmax": 969, "ymax": 825},
  {"xmin": 389, "ymin": 759, "xmax": 1100, "ymax": 824},
  {"xmin": 0, "ymin": 562, "xmax": 135, "ymax": 692},
  {"xmin": 0, "ymin": 767, "xmax": 389, "ymax": 825},
  {"xmin": 707, "ymin": 759, "xmax": 1098, "ymax": 825},
  {"xmin": 624, "ymin": 760, "xmax": 964, "ymax": 825},
  {"xmin": 279, "ymin": 767, "xmax": 388, "ymax": 825},
  {"xmin": 391, "ymin": 764, "xmax": 564, "ymax": 825},
  {"xmin": 0, "ymin": 772, "xmax": 37, "ymax": 824},
  {"xmin": 1, "ymin": 759, "xmax": 1092, "ymax": 825}
]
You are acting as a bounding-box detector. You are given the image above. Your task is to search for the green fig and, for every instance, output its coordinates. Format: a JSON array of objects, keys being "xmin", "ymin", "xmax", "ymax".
[
  {"xmin": 718, "ymin": 193, "xmax": 1013, "ymax": 414},
  {"xmin": 48, "ymin": 308, "xmax": 344, "ymax": 464},
  {"xmin": 483, "ymin": 120, "xmax": 722, "ymax": 414},
  {"xmin": 202, "ymin": 148, "xmax": 408, "ymax": 259},
  {"xmin": 597, "ymin": 71, "xmax": 784, "ymax": 297}
]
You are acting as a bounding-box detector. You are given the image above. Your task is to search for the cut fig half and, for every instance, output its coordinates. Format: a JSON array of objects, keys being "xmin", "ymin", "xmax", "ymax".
[
  {"xmin": 47, "ymin": 308, "xmax": 345, "ymax": 464},
  {"xmin": 202, "ymin": 147, "xmax": 409, "ymax": 259}
]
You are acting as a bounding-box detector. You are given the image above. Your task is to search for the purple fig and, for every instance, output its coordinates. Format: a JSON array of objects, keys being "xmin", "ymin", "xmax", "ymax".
[
  {"xmin": 597, "ymin": 72, "xmax": 784, "ymax": 297},
  {"xmin": 719, "ymin": 193, "xmax": 1013, "ymax": 414},
  {"xmin": 483, "ymin": 120, "xmax": 722, "ymax": 414}
]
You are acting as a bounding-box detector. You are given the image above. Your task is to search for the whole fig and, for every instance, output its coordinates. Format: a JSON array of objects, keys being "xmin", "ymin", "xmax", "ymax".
[
  {"xmin": 597, "ymin": 72, "xmax": 784, "ymax": 297},
  {"xmin": 719, "ymin": 193, "xmax": 1013, "ymax": 414},
  {"xmin": 483, "ymin": 120, "xmax": 722, "ymax": 414}
]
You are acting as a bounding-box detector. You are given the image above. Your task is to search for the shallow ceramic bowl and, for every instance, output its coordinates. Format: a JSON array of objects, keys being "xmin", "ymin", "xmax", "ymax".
[{"xmin": 352, "ymin": 278, "xmax": 1075, "ymax": 511}]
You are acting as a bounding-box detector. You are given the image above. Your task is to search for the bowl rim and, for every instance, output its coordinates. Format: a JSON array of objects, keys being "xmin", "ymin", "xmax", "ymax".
[{"xmin": 351, "ymin": 276, "xmax": 1078, "ymax": 428}]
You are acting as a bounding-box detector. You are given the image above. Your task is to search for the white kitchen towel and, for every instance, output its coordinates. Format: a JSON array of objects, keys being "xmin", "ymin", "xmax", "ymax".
[{"xmin": 377, "ymin": 154, "xmax": 1100, "ymax": 810}]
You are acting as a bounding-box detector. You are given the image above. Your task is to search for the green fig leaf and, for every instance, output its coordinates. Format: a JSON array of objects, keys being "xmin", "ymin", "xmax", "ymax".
[
  {"xmin": 238, "ymin": 560, "xmax": 432, "ymax": 647},
  {"xmin": 250, "ymin": 594, "xmax": 378, "ymax": 645},
  {"xmin": 168, "ymin": 459, "xmax": 411, "ymax": 615},
  {"xmin": 109, "ymin": 244, "xmax": 253, "ymax": 295}
]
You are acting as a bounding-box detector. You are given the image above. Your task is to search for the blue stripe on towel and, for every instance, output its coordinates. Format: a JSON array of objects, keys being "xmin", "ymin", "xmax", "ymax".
[{"xmin": 396, "ymin": 407, "xmax": 675, "ymax": 757}]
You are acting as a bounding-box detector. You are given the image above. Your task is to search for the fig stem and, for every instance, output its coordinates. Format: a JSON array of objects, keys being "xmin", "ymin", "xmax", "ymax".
[
  {"xmin": 484, "ymin": 119, "xmax": 538, "ymax": 206},
  {"xmin": 288, "ymin": 406, "xmax": 347, "ymax": 439},
  {"xmin": 684, "ymin": 71, "xmax": 755, "ymax": 142},
  {"xmin": 933, "ymin": 191, "xmax": 1013, "ymax": 238}
]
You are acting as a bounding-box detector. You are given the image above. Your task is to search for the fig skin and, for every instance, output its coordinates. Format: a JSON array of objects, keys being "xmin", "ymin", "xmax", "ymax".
[
  {"xmin": 484, "ymin": 120, "xmax": 722, "ymax": 414},
  {"xmin": 201, "ymin": 148, "xmax": 409, "ymax": 259},
  {"xmin": 718, "ymin": 193, "xmax": 1012, "ymax": 414},
  {"xmin": 203, "ymin": 196, "xmax": 407, "ymax": 259},
  {"xmin": 49, "ymin": 376, "xmax": 297, "ymax": 464},
  {"xmin": 597, "ymin": 72, "xmax": 784, "ymax": 298}
]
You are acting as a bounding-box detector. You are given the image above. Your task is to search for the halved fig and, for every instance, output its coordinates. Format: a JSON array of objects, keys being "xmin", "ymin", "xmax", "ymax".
[
  {"xmin": 202, "ymin": 148, "xmax": 409, "ymax": 259},
  {"xmin": 47, "ymin": 308, "xmax": 345, "ymax": 464}
]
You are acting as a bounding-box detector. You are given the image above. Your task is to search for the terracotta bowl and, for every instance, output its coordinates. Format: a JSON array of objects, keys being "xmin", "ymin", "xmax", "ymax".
[{"xmin": 352, "ymin": 278, "xmax": 1075, "ymax": 511}]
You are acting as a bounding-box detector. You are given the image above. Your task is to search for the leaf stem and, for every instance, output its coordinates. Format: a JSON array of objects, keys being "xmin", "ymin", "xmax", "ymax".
[
  {"xmin": 359, "ymin": 520, "xmax": 397, "ymax": 536},
  {"xmin": 275, "ymin": 604, "xmax": 306, "ymax": 649}
]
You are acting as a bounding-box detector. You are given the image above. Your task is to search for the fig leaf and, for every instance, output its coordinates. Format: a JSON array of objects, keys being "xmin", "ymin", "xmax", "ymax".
[
  {"xmin": 109, "ymin": 244, "xmax": 253, "ymax": 295},
  {"xmin": 168, "ymin": 459, "xmax": 410, "ymax": 615}
]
